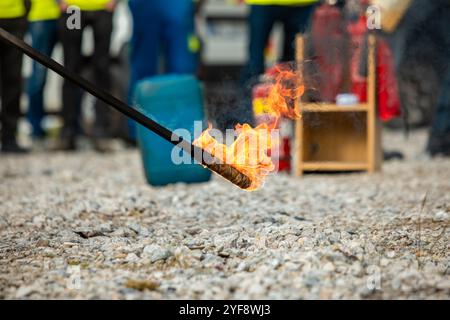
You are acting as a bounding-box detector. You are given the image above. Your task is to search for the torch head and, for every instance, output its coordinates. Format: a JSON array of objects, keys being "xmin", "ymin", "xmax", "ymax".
[{"xmin": 205, "ymin": 163, "xmax": 252, "ymax": 190}]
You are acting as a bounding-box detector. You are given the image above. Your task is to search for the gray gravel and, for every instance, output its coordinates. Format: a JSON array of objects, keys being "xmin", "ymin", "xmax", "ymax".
[{"xmin": 0, "ymin": 129, "xmax": 449, "ymax": 299}]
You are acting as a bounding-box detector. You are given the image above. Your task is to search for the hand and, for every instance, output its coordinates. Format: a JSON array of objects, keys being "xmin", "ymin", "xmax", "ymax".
[{"xmin": 105, "ymin": 0, "xmax": 117, "ymax": 12}]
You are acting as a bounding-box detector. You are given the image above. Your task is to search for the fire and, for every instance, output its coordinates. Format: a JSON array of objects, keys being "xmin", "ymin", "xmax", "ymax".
[
  {"xmin": 265, "ymin": 64, "xmax": 305, "ymax": 122},
  {"xmin": 194, "ymin": 64, "xmax": 304, "ymax": 191}
]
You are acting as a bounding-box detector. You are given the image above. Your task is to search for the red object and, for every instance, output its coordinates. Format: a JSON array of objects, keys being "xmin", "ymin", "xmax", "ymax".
[
  {"xmin": 279, "ymin": 138, "xmax": 291, "ymax": 172},
  {"xmin": 252, "ymin": 82, "xmax": 292, "ymax": 173},
  {"xmin": 253, "ymin": 83, "xmax": 270, "ymax": 99},
  {"xmin": 311, "ymin": 3, "xmax": 345, "ymax": 102},
  {"xmin": 312, "ymin": 7, "xmax": 402, "ymax": 121},
  {"xmin": 347, "ymin": 15, "xmax": 401, "ymax": 121},
  {"xmin": 348, "ymin": 16, "xmax": 368, "ymax": 103},
  {"xmin": 376, "ymin": 39, "xmax": 402, "ymax": 121}
]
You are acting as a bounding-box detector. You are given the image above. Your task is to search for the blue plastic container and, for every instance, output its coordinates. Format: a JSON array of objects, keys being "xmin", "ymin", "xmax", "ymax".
[{"xmin": 134, "ymin": 74, "xmax": 211, "ymax": 186}]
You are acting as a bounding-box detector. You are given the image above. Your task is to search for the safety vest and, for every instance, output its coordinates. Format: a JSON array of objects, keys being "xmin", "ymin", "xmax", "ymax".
[
  {"xmin": 65, "ymin": 0, "xmax": 112, "ymax": 11},
  {"xmin": 245, "ymin": 0, "xmax": 318, "ymax": 5},
  {"xmin": 29, "ymin": 0, "xmax": 60, "ymax": 21},
  {"xmin": 0, "ymin": 0, "xmax": 26, "ymax": 19}
]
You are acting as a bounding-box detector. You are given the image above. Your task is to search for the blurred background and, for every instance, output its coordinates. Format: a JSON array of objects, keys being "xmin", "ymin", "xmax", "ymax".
[{"xmin": 1, "ymin": 0, "xmax": 449, "ymax": 160}]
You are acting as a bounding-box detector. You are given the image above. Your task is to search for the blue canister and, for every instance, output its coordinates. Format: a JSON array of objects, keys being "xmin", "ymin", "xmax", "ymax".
[{"xmin": 134, "ymin": 75, "xmax": 211, "ymax": 186}]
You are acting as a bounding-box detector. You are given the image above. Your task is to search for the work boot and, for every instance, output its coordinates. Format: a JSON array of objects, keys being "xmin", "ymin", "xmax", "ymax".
[
  {"xmin": 383, "ymin": 150, "xmax": 404, "ymax": 161},
  {"xmin": 93, "ymin": 138, "xmax": 115, "ymax": 153},
  {"xmin": 1, "ymin": 140, "xmax": 30, "ymax": 154},
  {"xmin": 427, "ymin": 135, "xmax": 450, "ymax": 157},
  {"xmin": 53, "ymin": 136, "xmax": 77, "ymax": 151}
]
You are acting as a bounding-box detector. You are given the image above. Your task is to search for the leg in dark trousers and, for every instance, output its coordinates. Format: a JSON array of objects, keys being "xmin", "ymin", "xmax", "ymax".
[
  {"xmin": 280, "ymin": 5, "xmax": 315, "ymax": 62},
  {"xmin": 27, "ymin": 19, "xmax": 59, "ymax": 138},
  {"xmin": 242, "ymin": 5, "xmax": 276, "ymax": 88},
  {"xmin": 238, "ymin": 5, "xmax": 277, "ymax": 129},
  {"xmin": 89, "ymin": 10, "xmax": 113, "ymax": 139},
  {"xmin": 0, "ymin": 17, "xmax": 27, "ymax": 152},
  {"xmin": 59, "ymin": 13, "xmax": 84, "ymax": 146},
  {"xmin": 427, "ymin": 66, "xmax": 450, "ymax": 156},
  {"xmin": 238, "ymin": 5, "xmax": 314, "ymax": 130}
]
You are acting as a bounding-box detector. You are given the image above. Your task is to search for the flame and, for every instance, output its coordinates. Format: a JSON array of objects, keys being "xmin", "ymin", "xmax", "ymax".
[
  {"xmin": 265, "ymin": 64, "xmax": 305, "ymax": 122},
  {"xmin": 194, "ymin": 64, "xmax": 303, "ymax": 191}
]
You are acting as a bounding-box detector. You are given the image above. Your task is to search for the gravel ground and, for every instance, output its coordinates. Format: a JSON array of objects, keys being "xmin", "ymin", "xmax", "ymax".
[{"xmin": 0, "ymin": 129, "xmax": 449, "ymax": 299}]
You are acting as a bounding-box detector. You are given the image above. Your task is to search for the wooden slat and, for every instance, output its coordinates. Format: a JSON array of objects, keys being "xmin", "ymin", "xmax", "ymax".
[
  {"xmin": 301, "ymin": 103, "xmax": 368, "ymax": 113},
  {"xmin": 367, "ymin": 34, "xmax": 381, "ymax": 173},
  {"xmin": 302, "ymin": 161, "xmax": 368, "ymax": 171},
  {"xmin": 295, "ymin": 35, "xmax": 305, "ymax": 177},
  {"xmin": 370, "ymin": 0, "xmax": 413, "ymax": 33}
]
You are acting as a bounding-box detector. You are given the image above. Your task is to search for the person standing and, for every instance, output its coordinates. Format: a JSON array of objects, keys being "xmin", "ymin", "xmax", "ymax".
[
  {"xmin": 26, "ymin": 0, "xmax": 61, "ymax": 141},
  {"xmin": 127, "ymin": 0, "xmax": 201, "ymax": 142},
  {"xmin": 238, "ymin": 0, "xmax": 318, "ymax": 128},
  {"xmin": 386, "ymin": 0, "xmax": 450, "ymax": 156},
  {"xmin": 427, "ymin": 5, "xmax": 450, "ymax": 156},
  {"xmin": 56, "ymin": 0, "xmax": 118, "ymax": 151},
  {"xmin": 428, "ymin": 68, "xmax": 450, "ymax": 156},
  {"xmin": 243, "ymin": 0, "xmax": 317, "ymax": 81},
  {"xmin": 0, "ymin": 0, "xmax": 29, "ymax": 153}
]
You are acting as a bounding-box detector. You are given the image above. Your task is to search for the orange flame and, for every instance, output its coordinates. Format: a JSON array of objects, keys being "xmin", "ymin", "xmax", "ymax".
[
  {"xmin": 265, "ymin": 64, "xmax": 305, "ymax": 123},
  {"xmin": 194, "ymin": 64, "xmax": 304, "ymax": 191}
]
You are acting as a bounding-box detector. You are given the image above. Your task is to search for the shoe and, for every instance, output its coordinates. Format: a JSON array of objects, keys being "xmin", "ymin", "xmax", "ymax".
[
  {"xmin": 427, "ymin": 136, "xmax": 450, "ymax": 157},
  {"xmin": 53, "ymin": 136, "xmax": 77, "ymax": 151},
  {"xmin": 31, "ymin": 136, "xmax": 48, "ymax": 151},
  {"xmin": 429, "ymin": 147, "xmax": 450, "ymax": 157},
  {"xmin": 1, "ymin": 140, "xmax": 30, "ymax": 154},
  {"xmin": 122, "ymin": 136, "xmax": 138, "ymax": 149},
  {"xmin": 383, "ymin": 150, "xmax": 404, "ymax": 161},
  {"xmin": 93, "ymin": 138, "xmax": 115, "ymax": 153}
]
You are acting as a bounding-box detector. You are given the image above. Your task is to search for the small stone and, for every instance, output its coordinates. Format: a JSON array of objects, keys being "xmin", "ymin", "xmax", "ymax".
[
  {"xmin": 323, "ymin": 262, "xmax": 336, "ymax": 272},
  {"xmin": 110, "ymin": 227, "xmax": 135, "ymax": 238},
  {"xmin": 74, "ymin": 228, "xmax": 104, "ymax": 239},
  {"xmin": 16, "ymin": 285, "xmax": 38, "ymax": 298},
  {"xmin": 63, "ymin": 242, "xmax": 78, "ymax": 248},
  {"xmin": 380, "ymin": 258, "xmax": 390, "ymax": 267},
  {"xmin": 115, "ymin": 252, "xmax": 128, "ymax": 260},
  {"xmin": 190, "ymin": 250, "xmax": 203, "ymax": 260},
  {"xmin": 32, "ymin": 215, "xmax": 46, "ymax": 227},
  {"xmin": 386, "ymin": 251, "xmax": 396, "ymax": 258},
  {"xmin": 36, "ymin": 239, "xmax": 50, "ymax": 247},
  {"xmin": 98, "ymin": 223, "xmax": 113, "ymax": 233},
  {"xmin": 436, "ymin": 279, "xmax": 450, "ymax": 290},
  {"xmin": 358, "ymin": 286, "xmax": 376, "ymax": 298},
  {"xmin": 218, "ymin": 251, "xmax": 230, "ymax": 258},
  {"xmin": 434, "ymin": 211, "xmax": 448, "ymax": 222},
  {"xmin": 142, "ymin": 244, "xmax": 172, "ymax": 263},
  {"xmin": 202, "ymin": 253, "xmax": 224, "ymax": 268},
  {"xmin": 125, "ymin": 279, "xmax": 160, "ymax": 291},
  {"xmin": 125, "ymin": 253, "xmax": 140, "ymax": 263}
]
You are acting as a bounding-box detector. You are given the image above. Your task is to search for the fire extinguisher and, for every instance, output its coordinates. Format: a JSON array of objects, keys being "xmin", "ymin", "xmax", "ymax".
[
  {"xmin": 252, "ymin": 83, "xmax": 292, "ymax": 173},
  {"xmin": 347, "ymin": 15, "xmax": 402, "ymax": 121},
  {"xmin": 311, "ymin": 2, "xmax": 345, "ymax": 102}
]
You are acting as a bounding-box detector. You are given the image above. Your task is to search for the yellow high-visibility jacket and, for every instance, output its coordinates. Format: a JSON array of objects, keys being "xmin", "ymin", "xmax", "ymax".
[
  {"xmin": 29, "ymin": 0, "xmax": 60, "ymax": 21},
  {"xmin": 245, "ymin": 0, "xmax": 318, "ymax": 5},
  {"xmin": 64, "ymin": 0, "xmax": 112, "ymax": 11},
  {"xmin": 0, "ymin": 0, "xmax": 26, "ymax": 19}
]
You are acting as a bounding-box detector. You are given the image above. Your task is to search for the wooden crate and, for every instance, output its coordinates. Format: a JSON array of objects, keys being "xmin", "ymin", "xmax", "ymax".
[{"xmin": 294, "ymin": 34, "xmax": 382, "ymax": 176}]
